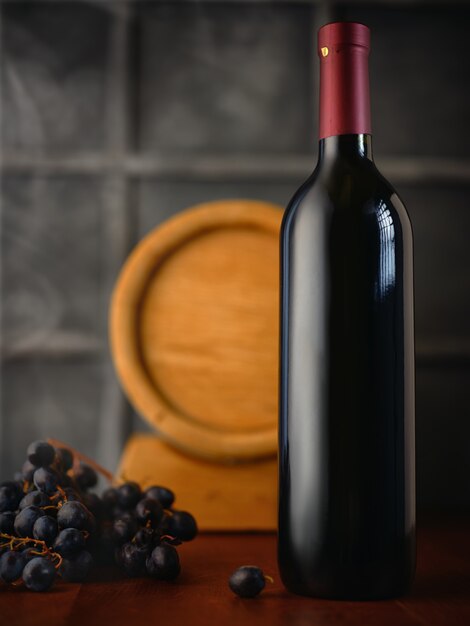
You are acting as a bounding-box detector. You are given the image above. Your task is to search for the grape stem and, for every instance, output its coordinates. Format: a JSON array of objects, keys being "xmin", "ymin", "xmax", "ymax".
[
  {"xmin": 43, "ymin": 505, "xmax": 59, "ymax": 512},
  {"xmin": 0, "ymin": 532, "xmax": 63, "ymax": 569},
  {"xmin": 47, "ymin": 437, "xmax": 114, "ymax": 483}
]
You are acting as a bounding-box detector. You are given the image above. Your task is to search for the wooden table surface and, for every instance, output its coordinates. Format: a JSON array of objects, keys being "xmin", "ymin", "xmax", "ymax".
[{"xmin": 1, "ymin": 517, "xmax": 469, "ymax": 626}]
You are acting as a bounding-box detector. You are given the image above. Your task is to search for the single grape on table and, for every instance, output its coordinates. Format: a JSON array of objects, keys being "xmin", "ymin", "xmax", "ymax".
[{"xmin": 228, "ymin": 566, "xmax": 273, "ymax": 598}]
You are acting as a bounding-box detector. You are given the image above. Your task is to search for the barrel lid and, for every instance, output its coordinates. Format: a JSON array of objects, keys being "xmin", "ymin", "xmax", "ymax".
[{"xmin": 110, "ymin": 199, "xmax": 282, "ymax": 462}]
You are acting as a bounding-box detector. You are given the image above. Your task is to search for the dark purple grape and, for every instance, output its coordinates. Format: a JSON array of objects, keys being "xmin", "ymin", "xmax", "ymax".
[
  {"xmin": 33, "ymin": 467, "xmax": 60, "ymax": 495},
  {"xmin": 159, "ymin": 512, "xmax": 171, "ymax": 532},
  {"xmin": 145, "ymin": 486, "xmax": 175, "ymax": 509},
  {"xmin": 117, "ymin": 482, "xmax": 141, "ymax": 509},
  {"xmin": 101, "ymin": 487, "xmax": 118, "ymax": 513},
  {"xmin": 14, "ymin": 506, "xmax": 45, "ymax": 537},
  {"xmin": 95, "ymin": 527, "xmax": 115, "ymax": 566},
  {"xmin": 0, "ymin": 511, "xmax": 15, "ymax": 534},
  {"xmin": 23, "ymin": 557, "xmax": 56, "ymax": 592},
  {"xmin": 57, "ymin": 501, "xmax": 91, "ymax": 531},
  {"xmin": 55, "ymin": 448, "xmax": 74, "ymax": 472},
  {"xmin": 60, "ymin": 473, "xmax": 73, "ymax": 488},
  {"xmin": 165, "ymin": 510, "xmax": 198, "ymax": 541},
  {"xmin": 112, "ymin": 505, "xmax": 134, "ymax": 520},
  {"xmin": 134, "ymin": 527, "xmax": 157, "ymax": 550},
  {"xmin": 19, "ymin": 490, "xmax": 50, "ymax": 510},
  {"xmin": 112, "ymin": 515, "xmax": 138, "ymax": 546},
  {"xmin": 229, "ymin": 566, "xmax": 266, "ymax": 598},
  {"xmin": 146, "ymin": 544, "xmax": 180, "ymax": 580},
  {"xmin": 20, "ymin": 546, "xmax": 40, "ymax": 564},
  {"xmin": 59, "ymin": 550, "xmax": 93, "ymax": 582},
  {"xmin": 0, "ymin": 550, "xmax": 25, "ymax": 583},
  {"xmin": 117, "ymin": 511, "xmax": 136, "ymax": 523},
  {"xmin": 74, "ymin": 463, "xmax": 98, "ymax": 490},
  {"xmin": 135, "ymin": 498, "xmax": 163, "ymax": 527},
  {"xmin": 0, "ymin": 481, "xmax": 23, "ymax": 513},
  {"xmin": 102, "ymin": 489, "xmax": 120, "ymax": 521},
  {"xmin": 33, "ymin": 515, "xmax": 58, "ymax": 544},
  {"xmin": 114, "ymin": 545, "xmax": 124, "ymax": 567},
  {"xmin": 22, "ymin": 460, "xmax": 36, "ymax": 482},
  {"xmin": 54, "ymin": 528, "xmax": 85, "ymax": 558},
  {"xmin": 120, "ymin": 542, "xmax": 148, "ymax": 577},
  {"xmin": 82, "ymin": 493, "xmax": 103, "ymax": 519},
  {"xmin": 5, "ymin": 480, "xmax": 24, "ymax": 493},
  {"xmin": 27, "ymin": 441, "xmax": 56, "ymax": 468}
]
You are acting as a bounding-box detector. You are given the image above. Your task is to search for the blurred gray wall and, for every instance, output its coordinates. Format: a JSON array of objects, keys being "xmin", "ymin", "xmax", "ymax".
[{"xmin": 1, "ymin": 1, "xmax": 469, "ymax": 513}]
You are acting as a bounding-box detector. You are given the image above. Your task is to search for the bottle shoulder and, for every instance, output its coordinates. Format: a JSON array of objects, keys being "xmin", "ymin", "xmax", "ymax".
[{"xmin": 282, "ymin": 158, "xmax": 412, "ymax": 239}]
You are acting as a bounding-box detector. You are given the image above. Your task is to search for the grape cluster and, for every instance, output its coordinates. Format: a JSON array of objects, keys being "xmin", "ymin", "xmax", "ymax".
[
  {"xmin": 0, "ymin": 441, "xmax": 96, "ymax": 591},
  {"xmin": 100, "ymin": 481, "xmax": 197, "ymax": 581},
  {"xmin": 0, "ymin": 440, "xmax": 198, "ymax": 591}
]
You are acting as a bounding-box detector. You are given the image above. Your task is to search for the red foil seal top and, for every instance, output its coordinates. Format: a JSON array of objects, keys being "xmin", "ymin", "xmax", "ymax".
[{"xmin": 318, "ymin": 22, "xmax": 371, "ymax": 139}]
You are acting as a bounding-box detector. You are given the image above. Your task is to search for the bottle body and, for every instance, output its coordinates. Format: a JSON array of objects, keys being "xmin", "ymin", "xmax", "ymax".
[{"xmin": 278, "ymin": 134, "xmax": 416, "ymax": 599}]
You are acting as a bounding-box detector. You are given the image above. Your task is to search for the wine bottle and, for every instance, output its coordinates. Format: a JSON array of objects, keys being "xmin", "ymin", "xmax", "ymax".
[{"xmin": 278, "ymin": 22, "xmax": 416, "ymax": 600}]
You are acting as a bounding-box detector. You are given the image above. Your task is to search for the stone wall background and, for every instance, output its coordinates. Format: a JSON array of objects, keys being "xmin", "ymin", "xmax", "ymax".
[{"xmin": 1, "ymin": 1, "xmax": 469, "ymax": 512}]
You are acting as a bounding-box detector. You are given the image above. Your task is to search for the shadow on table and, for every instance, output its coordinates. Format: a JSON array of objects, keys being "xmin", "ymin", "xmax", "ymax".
[{"xmin": 410, "ymin": 568, "xmax": 470, "ymax": 601}]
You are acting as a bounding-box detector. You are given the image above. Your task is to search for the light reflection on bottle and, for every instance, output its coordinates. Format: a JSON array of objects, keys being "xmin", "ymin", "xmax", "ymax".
[{"xmin": 376, "ymin": 200, "xmax": 396, "ymax": 299}]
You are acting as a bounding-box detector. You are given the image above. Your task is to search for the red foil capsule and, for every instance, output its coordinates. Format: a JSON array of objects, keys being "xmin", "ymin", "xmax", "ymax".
[{"xmin": 318, "ymin": 22, "xmax": 371, "ymax": 139}]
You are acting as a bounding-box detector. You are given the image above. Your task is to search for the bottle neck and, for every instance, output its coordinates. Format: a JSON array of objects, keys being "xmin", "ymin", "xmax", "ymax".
[
  {"xmin": 318, "ymin": 23, "xmax": 371, "ymax": 140},
  {"xmin": 319, "ymin": 133, "xmax": 374, "ymax": 163}
]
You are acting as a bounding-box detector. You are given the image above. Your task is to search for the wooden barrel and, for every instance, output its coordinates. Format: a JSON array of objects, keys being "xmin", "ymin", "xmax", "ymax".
[{"xmin": 110, "ymin": 199, "xmax": 283, "ymax": 462}]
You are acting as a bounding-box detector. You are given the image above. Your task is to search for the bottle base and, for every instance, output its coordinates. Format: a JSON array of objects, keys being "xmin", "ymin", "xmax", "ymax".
[
  {"xmin": 282, "ymin": 583, "xmax": 412, "ymax": 601},
  {"xmin": 280, "ymin": 569, "xmax": 414, "ymax": 601}
]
